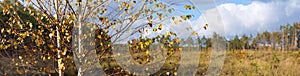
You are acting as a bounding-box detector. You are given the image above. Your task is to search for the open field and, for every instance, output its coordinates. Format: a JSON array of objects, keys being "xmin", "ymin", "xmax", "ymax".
[
  {"xmin": 202, "ymin": 50, "xmax": 300, "ymax": 76},
  {"xmin": 220, "ymin": 50, "xmax": 300, "ymax": 76},
  {"xmin": 1, "ymin": 49, "xmax": 300, "ymax": 76},
  {"xmin": 96, "ymin": 49, "xmax": 300, "ymax": 75}
]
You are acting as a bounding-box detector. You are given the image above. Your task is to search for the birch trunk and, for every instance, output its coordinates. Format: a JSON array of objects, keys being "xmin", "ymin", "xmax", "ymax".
[{"xmin": 56, "ymin": 25, "xmax": 63, "ymax": 76}]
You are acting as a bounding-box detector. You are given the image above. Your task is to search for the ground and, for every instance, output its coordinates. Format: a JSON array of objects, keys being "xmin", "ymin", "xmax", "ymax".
[{"xmin": 1, "ymin": 48, "xmax": 300, "ymax": 75}]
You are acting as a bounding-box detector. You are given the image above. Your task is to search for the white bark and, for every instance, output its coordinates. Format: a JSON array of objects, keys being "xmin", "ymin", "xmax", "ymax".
[
  {"xmin": 56, "ymin": 25, "xmax": 63, "ymax": 76},
  {"xmin": 77, "ymin": 13, "xmax": 83, "ymax": 76}
]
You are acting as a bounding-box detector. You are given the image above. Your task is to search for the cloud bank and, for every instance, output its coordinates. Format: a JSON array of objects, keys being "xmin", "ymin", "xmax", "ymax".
[{"xmin": 192, "ymin": 0, "xmax": 300, "ymax": 38}]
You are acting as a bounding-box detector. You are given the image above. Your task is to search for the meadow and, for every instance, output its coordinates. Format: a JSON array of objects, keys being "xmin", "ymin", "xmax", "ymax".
[
  {"xmin": 1, "ymin": 48, "xmax": 300, "ymax": 76},
  {"xmin": 97, "ymin": 48, "xmax": 300, "ymax": 76},
  {"xmin": 199, "ymin": 50, "xmax": 300, "ymax": 76}
]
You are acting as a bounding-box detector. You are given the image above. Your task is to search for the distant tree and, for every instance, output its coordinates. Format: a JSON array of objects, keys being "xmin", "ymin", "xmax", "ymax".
[
  {"xmin": 201, "ymin": 36, "xmax": 207, "ymax": 50},
  {"xmin": 280, "ymin": 25, "xmax": 286, "ymax": 50},
  {"xmin": 249, "ymin": 34, "xmax": 253, "ymax": 49},
  {"xmin": 231, "ymin": 35, "xmax": 241, "ymax": 50},
  {"xmin": 206, "ymin": 38, "xmax": 212, "ymax": 49},
  {"xmin": 291, "ymin": 23, "xmax": 298, "ymax": 50},
  {"xmin": 197, "ymin": 36, "xmax": 202, "ymax": 50},
  {"xmin": 240, "ymin": 34, "xmax": 248, "ymax": 50},
  {"xmin": 187, "ymin": 37, "xmax": 193, "ymax": 51},
  {"xmin": 297, "ymin": 22, "xmax": 300, "ymax": 48},
  {"xmin": 271, "ymin": 32, "xmax": 281, "ymax": 50},
  {"xmin": 181, "ymin": 38, "xmax": 186, "ymax": 46},
  {"xmin": 284, "ymin": 24, "xmax": 291, "ymax": 50},
  {"xmin": 262, "ymin": 31, "xmax": 271, "ymax": 50}
]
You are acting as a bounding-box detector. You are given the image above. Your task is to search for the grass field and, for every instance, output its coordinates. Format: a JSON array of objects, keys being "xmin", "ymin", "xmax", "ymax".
[
  {"xmin": 99, "ymin": 49, "xmax": 300, "ymax": 75},
  {"xmin": 220, "ymin": 50, "xmax": 300, "ymax": 76},
  {"xmin": 1, "ymin": 49, "xmax": 300, "ymax": 75},
  {"xmin": 188, "ymin": 49, "xmax": 300, "ymax": 76}
]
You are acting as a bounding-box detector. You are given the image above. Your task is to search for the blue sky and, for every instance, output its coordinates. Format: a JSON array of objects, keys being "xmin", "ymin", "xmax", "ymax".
[
  {"xmin": 2, "ymin": 0, "xmax": 299, "ymax": 40},
  {"xmin": 181, "ymin": 0, "xmax": 300, "ymax": 39},
  {"xmin": 135, "ymin": 0, "xmax": 300, "ymax": 40},
  {"xmin": 188, "ymin": 0, "xmax": 252, "ymax": 20}
]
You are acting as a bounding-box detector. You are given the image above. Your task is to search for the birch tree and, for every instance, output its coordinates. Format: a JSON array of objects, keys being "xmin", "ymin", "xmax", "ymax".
[{"xmin": 1, "ymin": 0, "xmax": 196, "ymax": 75}]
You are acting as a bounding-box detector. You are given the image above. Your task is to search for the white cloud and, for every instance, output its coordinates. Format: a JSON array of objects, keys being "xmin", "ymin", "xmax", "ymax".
[
  {"xmin": 193, "ymin": 0, "xmax": 300, "ymax": 38},
  {"xmin": 112, "ymin": 0, "xmax": 300, "ymax": 42}
]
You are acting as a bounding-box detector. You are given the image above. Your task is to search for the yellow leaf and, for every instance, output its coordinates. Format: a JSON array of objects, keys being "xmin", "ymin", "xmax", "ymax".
[
  {"xmin": 158, "ymin": 24, "xmax": 162, "ymax": 30},
  {"xmin": 181, "ymin": 15, "xmax": 186, "ymax": 20},
  {"xmin": 111, "ymin": 25, "xmax": 115, "ymax": 29},
  {"xmin": 8, "ymin": 17, "xmax": 12, "ymax": 21},
  {"xmin": 145, "ymin": 41, "xmax": 149, "ymax": 46},
  {"xmin": 103, "ymin": 9, "xmax": 107, "ymax": 14},
  {"xmin": 19, "ymin": 56, "xmax": 22, "ymax": 59},
  {"xmin": 6, "ymin": 29, "xmax": 11, "ymax": 33},
  {"xmin": 174, "ymin": 20, "xmax": 179, "ymax": 25},
  {"xmin": 140, "ymin": 44, "xmax": 144, "ymax": 49},
  {"xmin": 146, "ymin": 50, "xmax": 149, "ymax": 55},
  {"xmin": 30, "ymin": 13, "xmax": 34, "ymax": 16},
  {"xmin": 184, "ymin": 5, "xmax": 193, "ymax": 10},
  {"xmin": 42, "ymin": 56, "xmax": 46, "ymax": 61},
  {"xmin": 15, "ymin": 2, "xmax": 19, "ymax": 6},
  {"xmin": 100, "ymin": 42, "xmax": 103, "ymax": 45},
  {"xmin": 69, "ymin": 20, "xmax": 73, "ymax": 24},
  {"xmin": 97, "ymin": 35, "xmax": 102, "ymax": 38},
  {"xmin": 29, "ymin": 23, "xmax": 33, "ymax": 28},
  {"xmin": 122, "ymin": 2, "xmax": 126, "ymax": 6},
  {"xmin": 54, "ymin": 14, "xmax": 58, "ymax": 20},
  {"xmin": 3, "ymin": 9, "xmax": 9, "ymax": 15},
  {"xmin": 174, "ymin": 38, "xmax": 180, "ymax": 43},
  {"xmin": 1, "ymin": 28, "xmax": 4, "ymax": 33},
  {"xmin": 119, "ymin": 6, "xmax": 123, "ymax": 10},
  {"xmin": 166, "ymin": 72, "xmax": 170, "ymax": 75},
  {"xmin": 204, "ymin": 24, "xmax": 208, "ymax": 30},
  {"xmin": 179, "ymin": 47, "xmax": 182, "ymax": 51},
  {"xmin": 153, "ymin": 28, "xmax": 157, "ymax": 32},
  {"xmin": 164, "ymin": 32, "xmax": 168, "ymax": 36},
  {"xmin": 18, "ymin": 24, "xmax": 23, "ymax": 29},
  {"xmin": 192, "ymin": 31, "xmax": 198, "ymax": 36},
  {"xmin": 148, "ymin": 23, "xmax": 152, "ymax": 27},
  {"xmin": 6, "ymin": 4, "xmax": 9, "ymax": 8},
  {"xmin": 49, "ymin": 32, "xmax": 54, "ymax": 38},
  {"xmin": 169, "ymin": 42, "xmax": 173, "ymax": 45}
]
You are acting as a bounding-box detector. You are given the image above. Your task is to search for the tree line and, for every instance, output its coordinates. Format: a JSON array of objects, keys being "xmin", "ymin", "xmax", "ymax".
[{"xmin": 181, "ymin": 23, "xmax": 300, "ymax": 51}]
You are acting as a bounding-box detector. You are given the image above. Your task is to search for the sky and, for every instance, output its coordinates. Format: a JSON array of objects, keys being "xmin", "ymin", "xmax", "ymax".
[
  {"xmin": 2, "ymin": 0, "xmax": 300, "ymax": 41},
  {"xmin": 118, "ymin": 0, "xmax": 300, "ymax": 41},
  {"xmin": 184, "ymin": 0, "xmax": 300, "ymax": 39}
]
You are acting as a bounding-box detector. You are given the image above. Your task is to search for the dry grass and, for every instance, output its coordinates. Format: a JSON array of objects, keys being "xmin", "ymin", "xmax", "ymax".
[
  {"xmin": 98, "ymin": 49, "xmax": 300, "ymax": 75},
  {"xmin": 2, "ymin": 49, "xmax": 300, "ymax": 75},
  {"xmin": 189, "ymin": 50, "xmax": 300, "ymax": 76}
]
